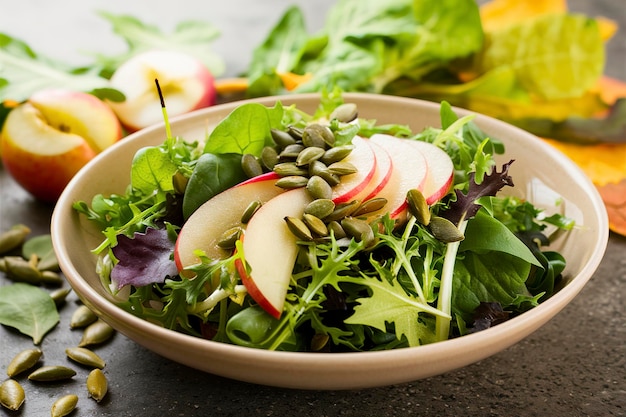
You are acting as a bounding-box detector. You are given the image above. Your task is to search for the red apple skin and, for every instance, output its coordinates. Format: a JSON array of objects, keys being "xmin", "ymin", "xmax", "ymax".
[
  {"xmin": 404, "ymin": 139, "xmax": 455, "ymax": 204},
  {"xmin": 331, "ymin": 136, "xmax": 377, "ymax": 204},
  {"xmin": 174, "ymin": 176, "xmax": 284, "ymax": 273},
  {"xmin": 361, "ymin": 140, "xmax": 394, "ymax": 202},
  {"xmin": 1, "ymin": 103, "xmax": 98, "ymax": 203},
  {"xmin": 236, "ymin": 188, "xmax": 311, "ymax": 319}
]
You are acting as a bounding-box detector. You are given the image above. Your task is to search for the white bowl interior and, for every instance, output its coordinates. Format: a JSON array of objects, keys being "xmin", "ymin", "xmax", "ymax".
[{"xmin": 52, "ymin": 93, "xmax": 608, "ymax": 389}]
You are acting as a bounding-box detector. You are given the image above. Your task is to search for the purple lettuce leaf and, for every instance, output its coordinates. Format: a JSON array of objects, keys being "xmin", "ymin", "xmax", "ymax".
[{"xmin": 111, "ymin": 227, "xmax": 178, "ymax": 288}]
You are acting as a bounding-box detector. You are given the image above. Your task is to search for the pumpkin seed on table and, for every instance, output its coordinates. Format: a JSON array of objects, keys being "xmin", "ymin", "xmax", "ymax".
[
  {"xmin": 86, "ymin": 368, "xmax": 108, "ymax": 402},
  {"xmin": 7, "ymin": 348, "xmax": 43, "ymax": 377},
  {"xmin": 28, "ymin": 365, "xmax": 76, "ymax": 382},
  {"xmin": 50, "ymin": 288, "xmax": 72, "ymax": 307},
  {"xmin": 79, "ymin": 319, "xmax": 115, "ymax": 347},
  {"xmin": 0, "ymin": 224, "xmax": 31, "ymax": 254},
  {"xmin": 70, "ymin": 305, "xmax": 98, "ymax": 329},
  {"xmin": 65, "ymin": 347, "xmax": 106, "ymax": 369},
  {"xmin": 51, "ymin": 394, "xmax": 78, "ymax": 417},
  {"xmin": 0, "ymin": 379, "xmax": 25, "ymax": 411}
]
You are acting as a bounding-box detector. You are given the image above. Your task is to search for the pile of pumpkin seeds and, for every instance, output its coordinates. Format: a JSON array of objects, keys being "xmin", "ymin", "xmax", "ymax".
[
  {"xmin": 232, "ymin": 103, "xmax": 392, "ymax": 249},
  {"xmin": 0, "ymin": 226, "xmax": 114, "ymax": 414}
]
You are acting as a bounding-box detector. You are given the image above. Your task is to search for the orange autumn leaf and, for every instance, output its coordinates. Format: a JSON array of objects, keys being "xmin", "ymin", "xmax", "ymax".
[
  {"xmin": 278, "ymin": 72, "xmax": 312, "ymax": 91},
  {"xmin": 597, "ymin": 180, "xmax": 626, "ymax": 236},
  {"xmin": 480, "ymin": 0, "xmax": 566, "ymax": 32}
]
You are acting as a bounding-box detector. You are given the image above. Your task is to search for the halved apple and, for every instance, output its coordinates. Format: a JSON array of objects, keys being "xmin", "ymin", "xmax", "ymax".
[
  {"xmin": 1, "ymin": 90, "xmax": 123, "ymax": 202},
  {"xmin": 234, "ymin": 188, "xmax": 312, "ymax": 319},
  {"xmin": 174, "ymin": 175, "xmax": 285, "ymax": 273},
  {"xmin": 107, "ymin": 50, "xmax": 216, "ymax": 132}
]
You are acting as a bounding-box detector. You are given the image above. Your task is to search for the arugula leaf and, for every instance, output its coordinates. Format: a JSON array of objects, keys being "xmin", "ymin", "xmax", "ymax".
[
  {"xmin": 0, "ymin": 33, "xmax": 117, "ymax": 102},
  {"xmin": 0, "ymin": 283, "xmax": 59, "ymax": 344},
  {"xmin": 95, "ymin": 12, "xmax": 224, "ymax": 78}
]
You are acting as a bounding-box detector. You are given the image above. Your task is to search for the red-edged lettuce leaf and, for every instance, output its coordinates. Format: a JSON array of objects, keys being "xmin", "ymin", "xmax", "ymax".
[{"xmin": 111, "ymin": 227, "xmax": 178, "ymax": 288}]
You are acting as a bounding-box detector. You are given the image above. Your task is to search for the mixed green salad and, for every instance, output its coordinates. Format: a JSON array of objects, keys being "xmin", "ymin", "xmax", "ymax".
[{"xmin": 74, "ymin": 91, "xmax": 574, "ymax": 352}]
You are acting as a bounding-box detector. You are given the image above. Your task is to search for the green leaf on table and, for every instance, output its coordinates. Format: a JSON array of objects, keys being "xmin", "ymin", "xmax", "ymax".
[
  {"xmin": 473, "ymin": 13, "xmax": 604, "ymax": 100},
  {"xmin": 95, "ymin": 12, "xmax": 224, "ymax": 78},
  {"xmin": 22, "ymin": 234, "xmax": 59, "ymax": 272},
  {"xmin": 0, "ymin": 33, "xmax": 115, "ymax": 102},
  {"xmin": 0, "ymin": 283, "xmax": 59, "ymax": 344}
]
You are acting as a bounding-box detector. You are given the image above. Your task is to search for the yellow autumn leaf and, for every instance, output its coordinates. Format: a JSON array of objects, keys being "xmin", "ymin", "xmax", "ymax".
[{"xmin": 480, "ymin": 0, "xmax": 566, "ymax": 32}]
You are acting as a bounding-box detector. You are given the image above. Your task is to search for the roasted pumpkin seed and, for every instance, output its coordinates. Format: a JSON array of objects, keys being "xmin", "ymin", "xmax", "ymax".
[
  {"xmin": 303, "ymin": 214, "xmax": 329, "ymax": 237},
  {"xmin": 271, "ymin": 128, "xmax": 297, "ymax": 148},
  {"xmin": 321, "ymin": 145, "xmax": 354, "ymax": 165},
  {"xmin": 295, "ymin": 146, "xmax": 325, "ymax": 167},
  {"xmin": 1, "ymin": 255, "xmax": 41, "ymax": 284},
  {"xmin": 310, "ymin": 333, "xmax": 330, "ymax": 351},
  {"xmin": 327, "ymin": 221, "xmax": 347, "ymax": 239},
  {"xmin": 329, "ymin": 102, "xmax": 358, "ymax": 123},
  {"xmin": 241, "ymin": 154, "xmax": 264, "ymax": 178},
  {"xmin": 28, "ymin": 365, "xmax": 76, "ymax": 382},
  {"xmin": 86, "ymin": 369, "xmax": 108, "ymax": 402},
  {"xmin": 307, "ymin": 160, "xmax": 328, "ymax": 177},
  {"xmin": 172, "ymin": 171, "xmax": 188, "ymax": 194},
  {"xmin": 0, "ymin": 379, "xmax": 25, "ymax": 411},
  {"xmin": 260, "ymin": 146, "xmax": 279, "ymax": 170},
  {"xmin": 287, "ymin": 125, "xmax": 304, "ymax": 140},
  {"xmin": 303, "ymin": 123, "xmax": 334, "ymax": 148},
  {"xmin": 0, "ymin": 224, "xmax": 31, "ymax": 255},
  {"xmin": 279, "ymin": 143, "xmax": 305, "ymax": 159},
  {"xmin": 79, "ymin": 319, "xmax": 115, "ymax": 347},
  {"xmin": 275, "ymin": 175, "xmax": 309, "ymax": 189},
  {"xmin": 284, "ymin": 216, "xmax": 313, "ymax": 241},
  {"xmin": 50, "ymin": 288, "xmax": 72, "ymax": 307},
  {"xmin": 217, "ymin": 226, "xmax": 243, "ymax": 250},
  {"xmin": 240, "ymin": 200, "xmax": 262, "ymax": 224},
  {"xmin": 304, "ymin": 199, "xmax": 335, "ymax": 219},
  {"xmin": 406, "ymin": 189, "xmax": 431, "ymax": 225},
  {"xmin": 353, "ymin": 197, "xmax": 388, "ymax": 217},
  {"xmin": 70, "ymin": 305, "xmax": 98, "ymax": 329},
  {"xmin": 341, "ymin": 217, "xmax": 376, "ymax": 247},
  {"xmin": 429, "ymin": 216, "xmax": 464, "ymax": 243},
  {"xmin": 7, "ymin": 348, "xmax": 43, "ymax": 377},
  {"xmin": 325, "ymin": 200, "xmax": 361, "ymax": 222},
  {"xmin": 51, "ymin": 394, "xmax": 78, "ymax": 417},
  {"xmin": 273, "ymin": 162, "xmax": 308, "ymax": 177},
  {"xmin": 306, "ymin": 176, "xmax": 332, "ymax": 200},
  {"xmin": 327, "ymin": 161, "xmax": 358, "ymax": 176},
  {"xmin": 65, "ymin": 347, "xmax": 106, "ymax": 369},
  {"xmin": 39, "ymin": 270, "xmax": 64, "ymax": 286}
]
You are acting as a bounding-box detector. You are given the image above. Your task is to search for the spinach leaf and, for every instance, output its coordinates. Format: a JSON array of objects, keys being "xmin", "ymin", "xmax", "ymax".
[
  {"xmin": 460, "ymin": 209, "xmax": 542, "ymax": 267},
  {"xmin": 0, "ymin": 283, "xmax": 59, "ymax": 344},
  {"xmin": 203, "ymin": 102, "xmax": 284, "ymax": 156},
  {"xmin": 182, "ymin": 153, "xmax": 248, "ymax": 219}
]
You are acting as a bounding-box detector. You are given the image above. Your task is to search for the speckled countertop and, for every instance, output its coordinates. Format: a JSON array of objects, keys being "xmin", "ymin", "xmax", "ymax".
[{"xmin": 1, "ymin": 1, "xmax": 624, "ymax": 416}]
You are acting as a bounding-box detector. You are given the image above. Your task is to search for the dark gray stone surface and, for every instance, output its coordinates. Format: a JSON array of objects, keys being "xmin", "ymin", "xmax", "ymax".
[{"xmin": 1, "ymin": 1, "xmax": 624, "ymax": 415}]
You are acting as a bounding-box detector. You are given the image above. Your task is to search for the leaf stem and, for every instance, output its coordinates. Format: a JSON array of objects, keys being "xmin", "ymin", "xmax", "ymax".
[{"xmin": 435, "ymin": 219, "xmax": 468, "ymax": 342}]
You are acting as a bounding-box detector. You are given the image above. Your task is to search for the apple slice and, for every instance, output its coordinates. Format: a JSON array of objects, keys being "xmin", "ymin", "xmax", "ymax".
[
  {"xmin": 360, "ymin": 140, "xmax": 394, "ymax": 202},
  {"xmin": 404, "ymin": 140, "xmax": 454, "ymax": 204},
  {"xmin": 368, "ymin": 134, "xmax": 428, "ymax": 219},
  {"xmin": 331, "ymin": 136, "xmax": 377, "ymax": 204},
  {"xmin": 234, "ymin": 188, "xmax": 312, "ymax": 319},
  {"xmin": 174, "ymin": 175, "xmax": 284, "ymax": 272}
]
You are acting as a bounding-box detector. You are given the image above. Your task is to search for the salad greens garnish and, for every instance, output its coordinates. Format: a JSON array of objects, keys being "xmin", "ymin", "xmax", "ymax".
[{"xmin": 73, "ymin": 92, "xmax": 575, "ymax": 351}]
